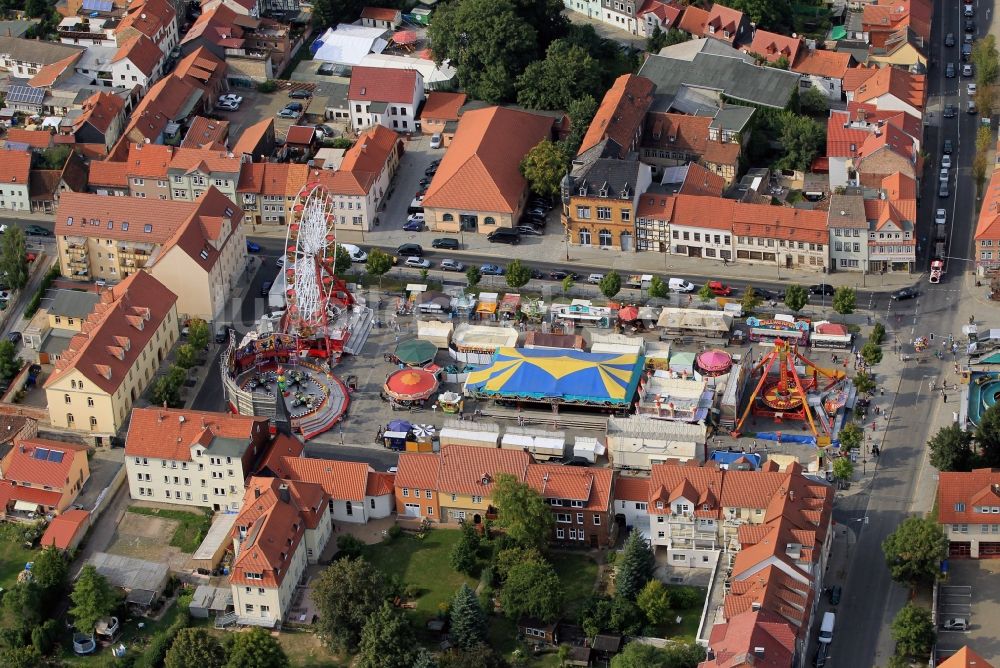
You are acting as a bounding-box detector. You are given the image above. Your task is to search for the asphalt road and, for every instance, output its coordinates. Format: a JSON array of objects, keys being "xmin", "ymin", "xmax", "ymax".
[{"xmin": 827, "ymin": 0, "xmax": 990, "ymax": 664}]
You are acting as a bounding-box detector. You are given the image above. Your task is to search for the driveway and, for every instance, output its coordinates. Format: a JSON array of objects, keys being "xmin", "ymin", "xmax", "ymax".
[
  {"xmin": 936, "ymin": 560, "xmax": 1000, "ymax": 664},
  {"xmin": 215, "ymin": 83, "xmax": 318, "ymax": 142}
]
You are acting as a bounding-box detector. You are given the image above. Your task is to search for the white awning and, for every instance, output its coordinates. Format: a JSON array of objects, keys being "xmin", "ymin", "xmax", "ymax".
[{"xmin": 13, "ymin": 500, "xmax": 39, "ymax": 512}]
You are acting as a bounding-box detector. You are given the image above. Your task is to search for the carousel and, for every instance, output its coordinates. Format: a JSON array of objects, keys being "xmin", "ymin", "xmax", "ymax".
[
  {"xmin": 390, "ymin": 339, "xmax": 438, "ymax": 367},
  {"xmin": 383, "ymin": 368, "xmax": 440, "ymax": 409},
  {"xmin": 695, "ymin": 349, "xmax": 733, "ymax": 377}
]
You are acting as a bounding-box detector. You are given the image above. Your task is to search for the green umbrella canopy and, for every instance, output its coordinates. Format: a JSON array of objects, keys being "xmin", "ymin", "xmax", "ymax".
[{"xmin": 394, "ymin": 338, "xmax": 438, "ymax": 365}]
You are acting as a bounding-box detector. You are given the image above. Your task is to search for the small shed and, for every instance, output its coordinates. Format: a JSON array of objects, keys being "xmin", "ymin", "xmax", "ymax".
[
  {"xmin": 87, "ymin": 552, "xmax": 169, "ymax": 607},
  {"xmin": 565, "ymin": 646, "xmax": 592, "ymax": 667},
  {"xmin": 190, "ymin": 585, "xmax": 233, "ymax": 619},
  {"xmin": 518, "ymin": 617, "xmax": 559, "ymax": 645},
  {"xmin": 418, "ymin": 320, "xmax": 453, "ymax": 348},
  {"xmin": 572, "ymin": 437, "xmax": 605, "ymax": 464},
  {"xmin": 592, "ymin": 633, "xmax": 622, "ymax": 659},
  {"xmin": 191, "ymin": 512, "xmax": 237, "ymax": 573}
]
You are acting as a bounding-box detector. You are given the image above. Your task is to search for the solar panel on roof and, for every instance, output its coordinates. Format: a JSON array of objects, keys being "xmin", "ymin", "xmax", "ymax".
[
  {"xmin": 33, "ymin": 447, "xmax": 50, "ymax": 460},
  {"xmin": 7, "ymin": 86, "xmax": 44, "ymax": 106},
  {"xmin": 48, "ymin": 451, "xmax": 65, "ymax": 464},
  {"xmin": 82, "ymin": 0, "xmax": 113, "ymax": 12}
]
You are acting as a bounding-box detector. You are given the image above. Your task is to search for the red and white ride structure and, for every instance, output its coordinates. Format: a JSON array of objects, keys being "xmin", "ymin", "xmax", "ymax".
[{"xmin": 282, "ymin": 182, "xmax": 356, "ymax": 358}]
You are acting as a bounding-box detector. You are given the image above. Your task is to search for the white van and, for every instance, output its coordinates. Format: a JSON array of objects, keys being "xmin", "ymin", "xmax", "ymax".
[
  {"xmin": 340, "ymin": 243, "xmax": 367, "ymax": 263},
  {"xmin": 818, "ymin": 611, "xmax": 835, "ymax": 644},
  {"xmin": 669, "ymin": 277, "xmax": 695, "ymax": 293}
]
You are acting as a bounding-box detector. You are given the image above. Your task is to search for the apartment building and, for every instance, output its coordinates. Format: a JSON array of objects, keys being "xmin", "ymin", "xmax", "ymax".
[
  {"xmin": 230, "ymin": 476, "xmax": 332, "ymax": 626},
  {"xmin": 0, "ymin": 36, "xmax": 84, "ymax": 77},
  {"xmin": 43, "ymin": 271, "xmax": 179, "ymax": 440},
  {"xmin": 125, "ymin": 408, "xmax": 270, "ymax": 511},
  {"xmin": 974, "ymin": 171, "xmax": 1000, "ymax": 275},
  {"xmin": 0, "ymin": 438, "xmax": 91, "ymax": 517},
  {"xmin": 347, "ymin": 66, "xmax": 424, "ymax": 133},
  {"xmin": 562, "ymin": 155, "xmax": 652, "ymax": 252},
  {"xmin": 578, "ymin": 74, "xmax": 654, "ymax": 160},
  {"xmin": 938, "ymin": 469, "xmax": 1000, "ymax": 559},
  {"xmin": 0, "ymin": 151, "xmax": 31, "ymax": 212},
  {"xmin": 525, "ymin": 463, "xmax": 614, "ymax": 548},
  {"xmin": 828, "ymin": 191, "xmax": 870, "ymax": 272}
]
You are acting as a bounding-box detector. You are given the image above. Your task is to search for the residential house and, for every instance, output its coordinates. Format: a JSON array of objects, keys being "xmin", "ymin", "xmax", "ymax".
[
  {"xmin": 844, "ymin": 65, "xmax": 926, "ymax": 116},
  {"xmin": 230, "ymin": 476, "xmax": 332, "ymax": 626},
  {"xmin": 731, "ymin": 202, "xmax": 830, "ymax": 271},
  {"xmin": 110, "ymin": 34, "xmax": 166, "ymax": 92},
  {"xmin": 347, "ymin": 66, "xmax": 424, "ymax": 133},
  {"xmin": 851, "ymin": 119, "xmax": 919, "ymax": 188},
  {"xmin": 563, "ymin": 0, "xmax": 602, "ymax": 22},
  {"xmin": 828, "ymin": 190, "xmax": 870, "ymax": 272},
  {"xmin": 678, "ymin": 3, "xmax": 750, "ymax": 45},
  {"xmin": 861, "ymin": 0, "xmax": 931, "ymax": 53},
  {"xmin": 66, "ymin": 91, "xmax": 127, "ymax": 152},
  {"xmin": 825, "ymin": 105, "xmax": 921, "ymax": 189},
  {"xmin": 161, "ymin": 146, "xmax": 242, "ymax": 202},
  {"xmin": 0, "ymin": 438, "xmax": 90, "ymax": 517},
  {"xmin": 43, "ymin": 271, "xmax": 179, "ymax": 440},
  {"xmin": 394, "ymin": 445, "xmax": 532, "ymax": 526},
  {"xmin": 0, "ymin": 151, "xmax": 31, "ymax": 211},
  {"xmin": 87, "ymin": 161, "xmax": 130, "ymax": 196},
  {"xmin": 613, "ymin": 475, "xmax": 652, "ymax": 535},
  {"xmin": 937, "ymin": 647, "xmax": 995, "ymax": 668},
  {"xmin": 284, "ymin": 125, "xmax": 317, "ymax": 158},
  {"xmin": 656, "ymin": 193, "xmax": 735, "ymax": 261},
  {"xmin": 938, "ymin": 469, "xmax": 1000, "ymax": 558},
  {"xmin": 868, "ymin": 27, "xmax": 927, "ymax": 69},
  {"xmin": 261, "ymin": 455, "xmax": 395, "ymax": 524},
  {"xmin": 700, "ymin": 609, "xmax": 797, "ymax": 668},
  {"xmin": 56, "ymin": 187, "xmax": 248, "ymax": 320},
  {"xmin": 578, "ymin": 74, "xmax": 654, "ymax": 160},
  {"xmin": 636, "ymin": 0, "xmax": 683, "ymax": 38},
  {"xmin": 0, "ymin": 36, "xmax": 85, "ymax": 77},
  {"xmin": 422, "ymin": 106, "xmax": 554, "ymax": 234},
  {"xmin": 29, "ymin": 150, "xmax": 89, "ymax": 214},
  {"xmin": 600, "ymin": 0, "xmax": 640, "ymax": 35},
  {"xmin": 237, "ymin": 162, "xmax": 309, "ymax": 226},
  {"xmin": 562, "ymin": 153, "xmax": 652, "ymax": 252},
  {"xmin": 24, "ymin": 288, "xmax": 102, "ymax": 363},
  {"xmin": 359, "ymin": 7, "xmax": 402, "ymax": 30},
  {"xmin": 3, "ymin": 128, "xmax": 56, "ymax": 152},
  {"xmin": 115, "ymin": 0, "xmax": 179, "ymax": 56},
  {"xmin": 640, "ymin": 107, "xmax": 751, "ymax": 185},
  {"xmin": 180, "ymin": 116, "xmax": 230, "ymax": 150},
  {"xmin": 525, "ymin": 463, "xmax": 614, "ymax": 548},
  {"xmin": 418, "ymin": 91, "xmax": 466, "ymax": 143},
  {"xmin": 864, "ymin": 172, "xmax": 916, "ymax": 272},
  {"xmin": 232, "ymin": 118, "xmax": 276, "ymax": 161},
  {"xmin": 975, "ymin": 171, "xmax": 1000, "ymax": 274},
  {"xmin": 792, "ymin": 49, "xmax": 855, "ymax": 100},
  {"xmin": 745, "ymin": 29, "xmax": 803, "ymax": 66},
  {"xmin": 125, "ymin": 408, "xmax": 269, "ymax": 510}
]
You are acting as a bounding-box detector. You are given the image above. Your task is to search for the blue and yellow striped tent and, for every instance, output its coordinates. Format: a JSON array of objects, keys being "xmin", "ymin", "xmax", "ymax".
[{"xmin": 464, "ymin": 347, "xmax": 644, "ymax": 405}]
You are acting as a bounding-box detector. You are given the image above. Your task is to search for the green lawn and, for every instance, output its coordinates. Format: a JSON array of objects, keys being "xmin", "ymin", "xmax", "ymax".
[
  {"xmin": 659, "ymin": 585, "xmax": 708, "ymax": 641},
  {"xmin": 61, "ymin": 601, "xmax": 184, "ymax": 666},
  {"xmin": 550, "ymin": 551, "xmax": 599, "ymax": 619},
  {"xmin": 361, "ymin": 528, "xmax": 476, "ymax": 631},
  {"xmin": 126, "ymin": 506, "xmax": 212, "ymax": 552},
  {"xmin": 0, "ymin": 533, "xmax": 36, "ymax": 591}
]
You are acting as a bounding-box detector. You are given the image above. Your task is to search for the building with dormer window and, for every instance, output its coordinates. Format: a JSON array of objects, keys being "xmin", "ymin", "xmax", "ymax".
[{"xmin": 525, "ymin": 463, "xmax": 614, "ymax": 548}]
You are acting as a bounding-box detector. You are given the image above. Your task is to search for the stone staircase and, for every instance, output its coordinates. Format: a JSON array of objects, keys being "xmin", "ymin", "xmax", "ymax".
[{"xmin": 343, "ymin": 306, "xmax": 374, "ymax": 356}]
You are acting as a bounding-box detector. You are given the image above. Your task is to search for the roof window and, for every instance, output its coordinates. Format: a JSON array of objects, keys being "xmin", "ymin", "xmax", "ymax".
[
  {"xmin": 143, "ymin": 224, "xmax": 152, "ymax": 233},
  {"xmin": 66, "ymin": 217, "xmax": 73, "ymax": 226},
  {"xmin": 121, "ymin": 222, "xmax": 128, "ymax": 231}
]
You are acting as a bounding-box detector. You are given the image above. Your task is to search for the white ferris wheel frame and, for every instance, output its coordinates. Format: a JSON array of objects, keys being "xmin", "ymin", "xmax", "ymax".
[{"xmin": 284, "ymin": 183, "xmax": 338, "ymax": 333}]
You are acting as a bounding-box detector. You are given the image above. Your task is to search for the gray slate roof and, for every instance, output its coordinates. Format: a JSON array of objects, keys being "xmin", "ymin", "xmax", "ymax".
[
  {"xmin": 638, "ymin": 51, "xmax": 800, "ymax": 110},
  {"xmin": 49, "ymin": 289, "xmax": 101, "ymax": 320},
  {"xmin": 572, "ymin": 156, "xmax": 642, "ymax": 197},
  {"xmin": 0, "ymin": 36, "xmax": 84, "ymax": 67}
]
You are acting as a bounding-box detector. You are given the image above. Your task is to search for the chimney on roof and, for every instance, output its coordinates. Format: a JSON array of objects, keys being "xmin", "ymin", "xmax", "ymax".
[
  {"xmin": 179, "ymin": 415, "xmax": 186, "ymax": 423},
  {"xmin": 254, "ymin": 486, "xmax": 260, "ymax": 499},
  {"xmin": 278, "ymin": 484, "xmax": 290, "ymax": 503},
  {"xmin": 789, "ymin": 490, "xmax": 795, "ymax": 501}
]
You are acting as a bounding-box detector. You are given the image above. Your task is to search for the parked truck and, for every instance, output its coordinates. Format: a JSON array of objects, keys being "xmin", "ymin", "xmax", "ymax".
[{"xmin": 625, "ymin": 274, "xmax": 654, "ymax": 290}]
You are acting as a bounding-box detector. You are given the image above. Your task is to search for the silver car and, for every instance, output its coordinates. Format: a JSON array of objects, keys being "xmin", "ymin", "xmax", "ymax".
[{"xmin": 440, "ymin": 259, "xmax": 465, "ymax": 272}]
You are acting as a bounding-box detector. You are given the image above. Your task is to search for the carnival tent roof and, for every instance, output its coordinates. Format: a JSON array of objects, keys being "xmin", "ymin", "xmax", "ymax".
[
  {"xmin": 696, "ymin": 349, "xmax": 732, "ymax": 373},
  {"xmin": 464, "ymin": 347, "xmax": 644, "ymax": 405},
  {"xmin": 395, "ymin": 339, "xmax": 438, "ymax": 365},
  {"xmin": 384, "ymin": 368, "xmax": 439, "ymax": 400},
  {"xmin": 618, "ymin": 306, "xmax": 639, "ymax": 321}
]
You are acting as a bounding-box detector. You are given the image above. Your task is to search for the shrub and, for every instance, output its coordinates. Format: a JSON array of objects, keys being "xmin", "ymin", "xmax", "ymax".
[
  {"xmin": 387, "ymin": 524, "xmax": 403, "ymax": 540},
  {"xmin": 257, "ymin": 80, "xmax": 277, "ymax": 93},
  {"xmin": 335, "ymin": 534, "xmax": 364, "ymax": 559}
]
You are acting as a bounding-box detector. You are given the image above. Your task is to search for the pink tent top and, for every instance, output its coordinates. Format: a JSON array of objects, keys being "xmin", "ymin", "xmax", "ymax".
[
  {"xmin": 618, "ymin": 306, "xmax": 639, "ymax": 321},
  {"xmin": 696, "ymin": 349, "xmax": 732, "ymax": 372},
  {"xmin": 816, "ymin": 322, "xmax": 848, "ymax": 335},
  {"xmin": 393, "ymin": 30, "xmax": 418, "ymax": 45}
]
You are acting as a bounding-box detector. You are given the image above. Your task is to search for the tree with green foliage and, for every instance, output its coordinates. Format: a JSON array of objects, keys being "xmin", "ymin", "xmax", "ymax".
[
  {"xmin": 439, "ymin": 643, "xmax": 506, "ymax": 668},
  {"xmin": 882, "ymin": 517, "xmax": 948, "ymax": 584},
  {"xmin": 740, "ymin": 287, "xmax": 762, "ymax": 313},
  {"xmin": 164, "ymin": 628, "xmax": 225, "ymax": 668},
  {"xmin": 450, "ymin": 522, "xmax": 480, "ymax": 575},
  {"xmin": 611, "ymin": 640, "xmax": 704, "ymax": 668},
  {"xmin": 70, "ymin": 565, "xmax": 118, "ymax": 634},
  {"xmin": 646, "ymin": 24, "xmax": 668, "ymax": 52},
  {"xmin": 861, "ymin": 342, "xmax": 883, "ymax": 367},
  {"xmin": 976, "ymin": 402, "xmax": 1000, "ymax": 467},
  {"xmin": 725, "ymin": 0, "xmax": 785, "ymax": 30},
  {"xmin": 697, "ymin": 283, "xmax": 715, "ymax": 303},
  {"xmin": 188, "ymin": 318, "xmax": 210, "ymax": 351},
  {"xmin": 891, "ymin": 603, "xmax": 935, "ymax": 660},
  {"xmin": 428, "ymin": 0, "xmax": 538, "ymax": 103},
  {"xmin": 313, "ymin": 557, "xmax": 388, "ymax": 651},
  {"xmin": 609, "ymin": 595, "xmax": 644, "ymax": 635},
  {"xmin": 175, "ymin": 344, "xmax": 198, "ymax": 370},
  {"xmin": 3, "ymin": 582, "xmax": 43, "ymax": 638},
  {"xmin": 854, "ymin": 371, "xmax": 876, "ymax": 395},
  {"xmin": 334, "ymin": 244, "xmax": 352, "ymax": 275},
  {"xmin": 516, "ymin": 40, "xmax": 602, "ymax": 110},
  {"xmin": 450, "ymin": 584, "xmax": 487, "ymax": 649},
  {"xmin": 928, "ymin": 424, "xmax": 975, "ymax": 472},
  {"xmin": 636, "ymin": 579, "xmax": 671, "ymax": 626},
  {"xmin": 25, "ymin": 0, "xmax": 50, "ymax": 18},
  {"xmin": 561, "ymin": 95, "xmax": 599, "ymax": 158},
  {"xmin": 784, "ymin": 284, "xmax": 808, "ymax": 312},
  {"xmin": 0, "ymin": 340, "xmax": 20, "ymax": 381},
  {"xmin": 365, "ymin": 248, "xmax": 392, "ymax": 287},
  {"xmin": 0, "ymin": 646, "xmax": 41, "ymax": 668},
  {"xmin": 500, "ymin": 559, "xmax": 563, "ymax": 621},
  {"xmin": 32, "ymin": 546, "xmax": 68, "ymax": 603},
  {"xmin": 616, "ymin": 529, "xmax": 655, "ymax": 601},
  {"xmin": 0, "ymin": 225, "xmax": 28, "ymax": 290},
  {"xmin": 775, "ymin": 113, "xmax": 826, "ymax": 172},
  {"xmin": 561, "ymin": 274, "xmax": 575, "ymax": 296},
  {"xmin": 839, "ymin": 422, "xmax": 863, "ymax": 451},
  {"xmin": 799, "ymin": 87, "xmax": 830, "ymax": 115},
  {"xmin": 972, "ymin": 34, "xmax": 999, "ymax": 86},
  {"xmin": 225, "ymin": 627, "xmax": 289, "ymax": 668},
  {"xmin": 30, "ymin": 618, "xmax": 59, "ymax": 655},
  {"xmin": 832, "ymin": 457, "xmax": 854, "ymax": 484},
  {"xmin": 832, "ymin": 286, "xmax": 856, "ymax": 316},
  {"xmin": 871, "ymin": 321, "xmax": 886, "ymax": 345},
  {"xmin": 649, "ymin": 276, "xmax": 668, "ymax": 299},
  {"xmin": 520, "ymin": 140, "xmax": 567, "ymax": 198},
  {"xmin": 357, "ymin": 601, "xmax": 417, "ymax": 668},
  {"xmin": 465, "ymin": 265, "xmax": 482, "ymax": 290},
  {"xmin": 505, "ymin": 259, "xmax": 532, "ymax": 290},
  {"xmin": 493, "ymin": 473, "xmax": 553, "ymax": 551},
  {"xmin": 599, "ymin": 272, "xmax": 622, "ymax": 300},
  {"xmin": 974, "ymin": 124, "xmax": 992, "ymax": 187},
  {"xmin": 151, "ymin": 364, "xmax": 187, "ymax": 407},
  {"xmin": 493, "ymin": 545, "xmax": 545, "ymax": 583}
]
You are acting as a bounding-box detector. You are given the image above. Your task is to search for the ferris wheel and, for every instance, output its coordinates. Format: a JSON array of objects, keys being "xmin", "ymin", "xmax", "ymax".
[{"xmin": 283, "ymin": 183, "xmax": 339, "ymax": 341}]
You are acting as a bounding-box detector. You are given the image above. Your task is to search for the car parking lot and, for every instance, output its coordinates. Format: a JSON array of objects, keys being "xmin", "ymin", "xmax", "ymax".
[
  {"xmin": 211, "ymin": 82, "xmax": 318, "ymax": 141},
  {"xmin": 935, "ymin": 560, "xmax": 1000, "ymax": 664}
]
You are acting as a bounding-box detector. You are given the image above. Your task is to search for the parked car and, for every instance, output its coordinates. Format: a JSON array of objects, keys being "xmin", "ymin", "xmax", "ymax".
[
  {"xmin": 404, "ymin": 256, "xmax": 431, "ymax": 269},
  {"xmin": 942, "ymin": 155, "xmax": 952, "ymax": 170},
  {"xmin": 828, "ymin": 585, "xmax": 842, "ymax": 605},
  {"xmin": 246, "ymin": 240, "xmax": 261, "ymax": 253},
  {"xmin": 216, "ymin": 100, "xmax": 239, "ymax": 111},
  {"xmin": 285, "ymin": 102, "xmax": 303, "ymax": 112},
  {"xmin": 289, "ymin": 89, "xmax": 312, "ymax": 99},
  {"xmin": 25, "ymin": 225, "xmax": 51, "ymax": 236},
  {"xmin": 7, "ymin": 331, "xmax": 20, "ymax": 344},
  {"xmin": 396, "ymin": 243, "xmax": 423, "ymax": 257},
  {"xmin": 941, "ymin": 618, "xmax": 968, "ymax": 631},
  {"xmin": 968, "ymin": 100, "xmax": 978, "ymax": 115},
  {"xmin": 963, "ymin": 64, "xmax": 974, "ymax": 77},
  {"xmin": 943, "ymin": 104, "xmax": 957, "ymax": 118},
  {"xmin": 809, "ymin": 284, "xmax": 835, "ymax": 296},
  {"xmin": 441, "ymin": 259, "xmax": 465, "ymax": 272},
  {"xmin": 277, "ymin": 109, "xmax": 298, "ymax": 119},
  {"xmin": 755, "ymin": 287, "xmax": 786, "ymax": 301},
  {"xmin": 487, "ymin": 229, "xmax": 520, "ymax": 245},
  {"xmin": 424, "ymin": 165, "xmax": 438, "ymax": 177},
  {"xmin": 939, "ymin": 180, "xmax": 950, "ymax": 198},
  {"xmin": 429, "ymin": 134, "xmax": 442, "ymax": 149},
  {"xmin": 480, "ymin": 264, "xmax": 504, "ymax": 276},
  {"xmin": 707, "ymin": 280, "xmax": 733, "ymax": 296},
  {"xmin": 432, "ymin": 237, "xmax": 460, "ymax": 250},
  {"xmin": 587, "ymin": 273, "xmax": 604, "ymax": 284},
  {"xmin": 317, "ymin": 62, "xmax": 336, "ymax": 75},
  {"xmin": 219, "ymin": 94, "xmax": 243, "ymax": 105},
  {"xmin": 945, "ymin": 32, "xmax": 955, "ymax": 46},
  {"xmin": 403, "ymin": 220, "xmax": 425, "ymax": 232},
  {"xmin": 965, "ymin": 18, "xmax": 975, "ymax": 33},
  {"xmin": 315, "ymin": 124, "xmax": 336, "ymax": 137},
  {"xmin": 944, "ymin": 139, "xmax": 954, "ymax": 154},
  {"xmin": 275, "ymin": 256, "xmax": 285, "ymax": 267},
  {"xmin": 515, "ymin": 225, "xmax": 544, "ymax": 236},
  {"xmin": 890, "ymin": 287, "xmax": 918, "ymax": 301},
  {"xmin": 965, "ymin": 3, "xmax": 974, "ymax": 16},
  {"xmin": 668, "ymin": 278, "xmax": 695, "ymax": 293},
  {"xmin": 936, "ymin": 209, "xmax": 947, "ymax": 225},
  {"xmin": 968, "ymin": 82, "xmax": 978, "ymax": 96},
  {"xmin": 940, "ymin": 168, "xmax": 950, "ymax": 182},
  {"xmin": 548, "ymin": 270, "xmax": 577, "ymax": 281}
]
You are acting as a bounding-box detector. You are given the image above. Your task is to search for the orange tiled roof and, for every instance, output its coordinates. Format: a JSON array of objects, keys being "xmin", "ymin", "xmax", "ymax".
[
  {"xmin": 28, "ymin": 52, "xmax": 82, "ymax": 88},
  {"xmin": 747, "ymin": 29, "xmax": 803, "ymax": 64},
  {"xmin": 5, "ymin": 128, "xmax": 54, "ymax": 150},
  {"xmin": 730, "ymin": 201, "xmax": 829, "ymax": 245},
  {"xmin": 977, "ymin": 172, "xmax": 1000, "ymax": 241},
  {"xmin": 40, "ymin": 509, "xmax": 90, "ymax": 549},
  {"xmin": 117, "ymin": 0, "xmax": 176, "ymax": 40},
  {"xmin": 724, "ymin": 564, "xmax": 812, "ymax": 628},
  {"xmin": 703, "ymin": 609, "xmax": 797, "ymax": 667},
  {"xmin": 680, "ymin": 162, "xmax": 726, "ymax": 197},
  {"xmin": 232, "ymin": 118, "xmax": 273, "ymax": 156},
  {"xmin": 436, "ymin": 445, "xmax": 531, "ymax": 496},
  {"xmin": 168, "ymin": 146, "xmax": 242, "ymax": 176},
  {"xmin": 125, "ymin": 407, "xmax": 265, "ymax": 462},
  {"xmin": 285, "ymin": 125, "xmax": 316, "ymax": 146},
  {"xmin": 56, "ymin": 189, "xmax": 196, "ymax": 243},
  {"xmin": 360, "ymin": 6, "xmax": 400, "ymax": 21},
  {"xmin": 852, "ymin": 66, "xmax": 926, "ymax": 110},
  {"xmin": 706, "ymin": 4, "xmax": 745, "ymax": 41},
  {"xmin": 44, "ymin": 271, "xmax": 178, "ymax": 395},
  {"xmin": 0, "ymin": 482, "xmax": 62, "ymax": 510},
  {"xmin": 579, "ymin": 74, "xmax": 655, "ymax": 158},
  {"xmin": 420, "ymin": 91, "xmax": 467, "ymax": 121},
  {"xmin": 637, "ymin": 0, "xmax": 682, "ymax": 25},
  {"xmin": 938, "ymin": 646, "xmax": 996, "ymax": 668},
  {"xmin": 524, "ymin": 463, "xmax": 612, "ymax": 512},
  {"xmin": 75, "ymin": 92, "xmax": 126, "ymax": 136},
  {"xmin": 615, "ymin": 475, "xmax": 651, "ymax": 502},
  {"xmin": 396, "ymin": 452, "xmax": 440, "ymax": 490},
  {"xmin": 339, "ymin": 124, "xmax": 398, "ymax": 174},
  {"xmin": 792, "ymin": 49, "xmax": 853, "ymax": 79},
  {"xmin": 348, "ymin": 66, "xmax": 420, "ymax": 105},
  {"xmin": 938, "ymin": 469, "xmax": 1000, "ymax": 524},
  {"xmin": 662, "ymin": 194, "xmax": 736, "ymax": 231},
  {"xmin": 113, "ymin": 34, "xmax": 162, "ymax": 77},
  {"xmin": 87, "ymin": 160, "xmax": 129, "ymax": 188},
  {"xmin": 0, "ymin": 150, "xmax": 30, "ymax": 184},
  {"xmin": 678, "ymin": 5, "xmax": 710, "ymax": 36},
  {"xmin": 649, "ymin": 463, "xmax": 724, "ymax": 514},
  {"xmin": 180, "ymin": 116, "xmax": 230, "ymax": 149},
  {"xmin": 266, "ymin": 456, "xmax": 372, "ymax": 501},
  {"xmin": 3, "ymin": 437, "xmax": 88, "ymax": 489},
  {"xmin": 421, "ymin": 106, "xmax": 552, "ymax": 214},
  {"xmin": 366, "ymin": 471, "xmax": 395, "ymax": 497}
]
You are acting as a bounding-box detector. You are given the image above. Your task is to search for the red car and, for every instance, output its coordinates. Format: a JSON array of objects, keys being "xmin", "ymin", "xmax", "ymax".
[{"xmin": 707, "ymin": 280, "xmax": 732, "ymax": 296}]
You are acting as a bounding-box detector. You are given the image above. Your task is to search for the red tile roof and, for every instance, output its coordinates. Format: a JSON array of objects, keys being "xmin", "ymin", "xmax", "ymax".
[
  {"xmin": 0, "ymin": 482, "xmax": 62, "ymax": 510},
  {"xmin": 724, "ymin": 564, "xmax": 812, "ymax": 628},
  {"xmin": 938, "ymin": 469, "xmax": 1000, "ymax": 524},
  {"xmin": 680, "ymin": 162, "xmax": 726, "ymax": 197},
  {"xmin": 167, "ymin": 146, "xmax": 242, "ymax": 176},
  {"xmin": 366, "ymin": 471, "xmax": 395, "ymax": 497},
  {"xmin": 360, "ymin": 6, "xmax": 400, "ymax": 21},
  {"xmin": 348, "ymin": 66, "xmax": 420, "ymax": 105},
  {"xmin": 524, "ymin": 463, "xmax": 612, "ymax": 512},
  {"xmin": 702, "ymin": 609, "xmax": 797, "ymax": 667},
  {"xmin": 662, "ymin": 194, "xmax": 736, "ymax": 231},
  {"xmin": 852, "ymin": 66, "xmax": 926, "ymax": 110},
  {"xmin": 730, "ymin": 201, "xmax": 829, "ymax": 245},
  {"xmin": 45, "ymin": 271, "xmax": 178, "ymax": 394},
  {"xmin": 615, "ymin": 475, "xmax": 651, "ymax": 502},
  {"xmin": 74, "ymin": 92, "xmax": 126, "ymax": 136},
  {"xmin": 232, "ymin": 118, "xmax": 273, "ymax": 157},
  {"xmin": 938, "ymin": 646, "xmax": 995, "ymax": 668},
  {"xmin": 56, "ymin": 189, "xmax": 196, "ymax": 243},
  {"xmin": 339, "ymin": 124, "xmax": 398, "ymax": 174},
  {"xmin": 437, "ymin": 445, "xmax": 531, "ymax": 496},
  {"xmin": 0, "ymin": 150, "xmax": 30, "ymax": 185},
  {"xmin": 747, "ymin": 30, "xmax": 803, "ymax": 64},
  {"xmin": 5, "ymin": 128, "xmax": 54, "ymax": 150},
  {"xmin": 113, "ymin": 34, "xmax": 162, "ymax": 77},
  {"xmin": 846, "ymin": 101, "xmax": 921, "ymax": 142},
  {"xmin": 678, "ymin": 6, "xmax": 710, "ymax": 36},
  {"xmin": 265, "ymin": 456, "xmax": 373, "ymax": 501},
  {"xmin": 637, "ymin": 0, "xmax": 682, "ymax": 26},
  {"xmin": 792, "ymin": 49, "xmax": 853, "ymax": 79},
  {"xmin": 978, "ymin": 172, "xmax": 1000, "ymax": 242},
  {"xmin": 421, "ymin": 91, "xmax": 467, "ymax": 121},
  {"xmin": 28, "ymin": 52, "xmax": 81, "ymax": 88},
  {"xmin": 285, "ymin": 125, "xmax": 316, "ymax": 146},
  {"xmin": 40, "ymin": 509, "xmax": 90, "ymax": 549},
  {"xmin": 396, "ymin": 452, "xmax": 440, "ymax": 490},
  {"xmin": 125, "ymin": 407, "xmax": 266, "ymax": 462},
  {"xmin": 422, "ymin": 106, "xmax": 552, "ymax": 214},
  {"xmin": 649, "ymin": 463, "xmax": 724, "ymax": 515},
  {"xmin": 843, "ymin": 65, "xmax": 878, "ymax": 93},
  {"xmin": 180, "ymin": 116, "xmax": 230, "ymax": 150},
  {"xmin": 706, "ymin": 4, "xmax": 745, "ymax": 42},
  {"xmin": 2, "ymin": 437, "xmax": 88, "ymax": 489},
  {"xmin": 579, "ymin": 74, "xmax": 655, "ymax": 158}
]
